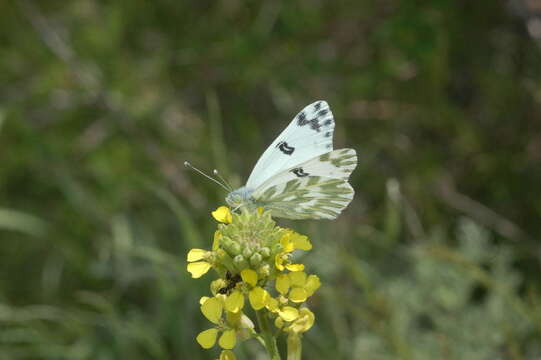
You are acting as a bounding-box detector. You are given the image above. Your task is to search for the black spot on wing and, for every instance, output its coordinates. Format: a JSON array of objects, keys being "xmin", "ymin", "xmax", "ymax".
[
  {"xmin": 309, "ymin": 119, "xmax": 322, "ymax": 132},
  {"xmin": 291, "ymin": 167, "xmax": 309, "ymax": 177},
  {"xmin": 317, "ymin": 109, "xmax": 329, "ymax": 117},
  {"xmin": 276, "ymin": 141, "xmax": 295, "ymax": 155},
  {"xmin": 297, "ymin": 111, "xmax": 308, "ymax": 126}
]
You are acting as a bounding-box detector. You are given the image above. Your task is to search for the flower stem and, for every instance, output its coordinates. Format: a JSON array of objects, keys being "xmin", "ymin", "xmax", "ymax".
[{"xmin": 256, "ymin": 310, "xmax": 281, "ymax": 360}]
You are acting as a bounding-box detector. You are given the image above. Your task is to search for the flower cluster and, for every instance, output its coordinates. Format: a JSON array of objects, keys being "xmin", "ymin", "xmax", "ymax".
[{"xmin": 186, "ymin": 206, "xmax": 320, "ymax": 359}]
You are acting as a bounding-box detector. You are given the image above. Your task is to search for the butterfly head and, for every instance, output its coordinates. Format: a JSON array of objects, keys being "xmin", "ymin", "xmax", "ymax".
[{"xmin": 225, "ymin": 186, "xmax": 255, "ymax": 209}]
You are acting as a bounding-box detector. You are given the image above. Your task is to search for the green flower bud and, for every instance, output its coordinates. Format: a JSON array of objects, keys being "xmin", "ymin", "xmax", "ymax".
[
  {"xmin": 258, "ymin": 263, "xmax": 270, "ymax": 278},
  {"xmin": 250, "ymin": 253, "xmax": 262, "ymax": 267},
  {"xmin": 215, "ymin": 248, "xmax": 227, "ymax": 259},
  {"xmin": 221, "ymin": 237, "xmax": 233, "ymax": 248},
  {"xmin": 233, "ymin": 254, "xmax": 249, "ymax": 270},
  {"xmin": 229, "ymin": 242, "xmax": 241, "ymax": 256},
  {"xmin": 242, "ymin": 247, "xmax": 253, "ymax": 259},
  {"xmin": 260, "ymin": 247, "xmax": 271, "ymax": 258}
]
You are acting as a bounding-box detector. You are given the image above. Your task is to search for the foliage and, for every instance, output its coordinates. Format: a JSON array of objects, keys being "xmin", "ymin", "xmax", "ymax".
[{"xmin": 1, "ymin": 1, "xmax": 541, "ymax": 359}]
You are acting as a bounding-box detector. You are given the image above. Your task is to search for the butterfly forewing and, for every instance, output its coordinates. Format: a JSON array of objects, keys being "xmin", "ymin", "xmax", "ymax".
[
  {"xmin": 245, "ymin": 101, "xmax": 335, "ymax": 190},
  {"xmin": 254, "ymin": 148, "xmax": 356, "ymax": 193}
]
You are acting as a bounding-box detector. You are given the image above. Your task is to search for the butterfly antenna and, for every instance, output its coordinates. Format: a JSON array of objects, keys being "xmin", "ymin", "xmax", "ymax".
[
  {"xmin": 213, "ymin": 169, "xmax": 233, "ymax": 192},
  {"xmin": 184, "ymin": 161, "xmax": 230, "ymax": 192}
]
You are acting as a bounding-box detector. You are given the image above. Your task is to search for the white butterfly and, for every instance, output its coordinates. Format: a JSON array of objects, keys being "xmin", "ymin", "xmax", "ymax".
[{"xmin": 225, "ymin": 101, "xmax": 357, "ymax": 220}]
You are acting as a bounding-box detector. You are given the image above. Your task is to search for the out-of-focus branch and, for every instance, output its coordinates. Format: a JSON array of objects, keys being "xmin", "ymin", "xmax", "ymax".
[{"xmin": 435, "ymin": 177, "xmax": 530, "ymax": 242}]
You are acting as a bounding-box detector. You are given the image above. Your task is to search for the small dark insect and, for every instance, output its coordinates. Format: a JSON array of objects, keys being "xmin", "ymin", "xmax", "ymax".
[{"xmin": 218, "ymin": 271, "xmax": 242, "ymax": 295}]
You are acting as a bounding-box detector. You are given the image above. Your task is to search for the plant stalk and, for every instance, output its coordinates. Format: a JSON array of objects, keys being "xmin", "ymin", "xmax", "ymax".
[{"xmin": 256, "ymin": 310, "xmax": 281, "ymax": 360}]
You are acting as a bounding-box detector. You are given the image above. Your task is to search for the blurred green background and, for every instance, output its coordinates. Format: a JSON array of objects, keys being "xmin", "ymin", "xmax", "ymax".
[{"xmin": 2, "ymin": 1, "xmax": 541, "ymax": 359}]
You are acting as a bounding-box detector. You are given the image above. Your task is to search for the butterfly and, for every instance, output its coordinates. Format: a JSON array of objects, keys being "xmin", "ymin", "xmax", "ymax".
[{"xmin": 225, "ymin": 100, "xmax": 357, "ymax": 220}]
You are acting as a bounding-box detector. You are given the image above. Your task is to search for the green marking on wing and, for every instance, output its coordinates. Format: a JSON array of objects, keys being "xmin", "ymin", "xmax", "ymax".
[
  {"xmin": 329, "ymin": 150, "xmax": 357, "ymax": 168},
  {"xmin": 319, "ymin": 153, "xmax": 331, "ymax": 162}
]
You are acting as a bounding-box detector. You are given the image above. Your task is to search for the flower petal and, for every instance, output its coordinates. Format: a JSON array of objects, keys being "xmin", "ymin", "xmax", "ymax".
[
  {"xmin": 240, "ymin": 314, "xmax": 255, "ymax": 329},
  {"xmin": 187, "ymin": 261, "xmax": 212, "ymax": 278},
  {"xmin": 201, "ymin": 297, "xmax": 223, "ymax": 324},
  {"xmin": 196, "ymin": 328, "xmax": 218, "ymax": 349},
  {"xmin": 285, "ymin": 263, "xmax": 305, "ymax": 272},
  {"xmin": 240, "ymin": 269, "xmax": 258, "ymax": 287},
  {"xmin": 199, "ymin": 296, "xmax": 210, "ymax": 305},
  {"xmin": 288, "ymin": 271, "xmax": 307, "ymax": 287},
  {"xmin": 291, "ymin": 233, "xmax": 312, "ymax": 251},
  {"xmin": 225, "ymin": 290, "xmax": 244, "ymax": 313},
  {"xmin": 305, "ymin": 275, "xmax": 321, "ymax": 296},
  {"xmin": 278, "ymin": 306, "xmax": 299, "ymax": 322},
  {"xmin": 288, "ymin": 308, "xmax": 315, "ymax": 333},
  {"xmin": 213, "ymin": 231, "xmax": 222, "ymax": 251},
  {"xmin": 275, "ymin": 274, "xmax": 290, "ymax": 295},
  {"xmin": 289, "ymin": 287, "xmax": 308, "ymax": 303},
  {"xmin": 212, "ymin": 206, "xmax": 232, "ymax": 224},
  {"xmin": 275, "ymin": 254, "xmax": 285, "ymax": 271},
  {"xmin": 280, "ymin": 233, "xmax": 295, "ymax": 252},
  {"xmin": 266, "ymin": 297, "xmax": 279, "ymax": 312},
  {"xmin": 187, "ymin": 248, "xmax": 207, "ymax": 262},
  {"xmin": 249, "ymin": 287, "xmax": 270, "ymax": 310},
  {"xmin": 219, "ymin": 329, "xmax": 237, "ymax": 349}
]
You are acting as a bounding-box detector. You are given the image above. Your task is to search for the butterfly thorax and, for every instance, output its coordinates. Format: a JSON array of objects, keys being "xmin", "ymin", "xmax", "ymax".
[{"xmin": 226, "ymin": 186, "xmax": 256, "ymax": 210}]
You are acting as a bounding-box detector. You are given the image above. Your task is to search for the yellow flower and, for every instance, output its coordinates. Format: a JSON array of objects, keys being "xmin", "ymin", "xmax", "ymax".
[
  {"xmin": 197, "ymin": 296, "xmax": 244, "ymax": 350},
  {"xmin": 285, "ymin": 307, "xmax": 315, "ymax": 334},
  {"xmin": 275, "ymin": 272, "xmax": 321, "ymax": 303},
  {"xmin": 212, "ymin": 206, "xmax": 233, "ymax": 224},
  {"xmin": 187, "ymin": 248, "xmax": 212, "ymax": 278},
  {"xmin": 274, "ymin": 230, "xmax": 312, "ymax": 272},
  {"xmin": 220, "ymin": 350, "xmax": 237, "ymax": 360}
]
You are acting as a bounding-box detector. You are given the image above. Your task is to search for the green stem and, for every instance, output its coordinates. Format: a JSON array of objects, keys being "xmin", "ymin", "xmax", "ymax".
[{"xmin": 256, "ymin": 310, "xmax": 281, "ymax": 360}]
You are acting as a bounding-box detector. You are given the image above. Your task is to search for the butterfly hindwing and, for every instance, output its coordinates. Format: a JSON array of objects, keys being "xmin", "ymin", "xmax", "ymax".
[
  {"xmin": 251, "ymin": 148, "xmax": 357, "ymax": 219},
  {"xmin": 245, "ymin": 100, "xmax": 335, "ymax": 190},
  {"xmin": 252, "ymin": 175, "xmax": 355, "ymax": 220}
]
